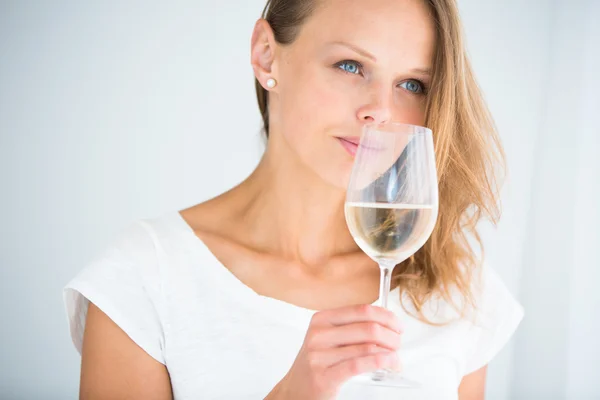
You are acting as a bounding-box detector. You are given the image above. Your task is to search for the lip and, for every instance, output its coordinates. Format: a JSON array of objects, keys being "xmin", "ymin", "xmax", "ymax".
[
  {"xmin": 337, "ymin": 137, "xmax": 360, "ymax": 156},
  {"xmin": 337, "ymin": 136, "xmax": 388, "ymax": 156}
]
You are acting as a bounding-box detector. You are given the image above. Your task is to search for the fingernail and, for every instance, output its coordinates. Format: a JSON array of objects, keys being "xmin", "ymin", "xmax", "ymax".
[
  {"xmin": 390, "ymin": 354, "xmax": 403, "ymax": 372},
  {"xmin": 395, "ymin": 319, "xmax": 404, "ymax": 333},
  {"xmin": 390, "ymin": 365, "xmax": 403, "ymax": 373}
]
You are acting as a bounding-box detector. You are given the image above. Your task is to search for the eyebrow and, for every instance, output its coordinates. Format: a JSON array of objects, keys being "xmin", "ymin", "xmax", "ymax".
[
  {"xmin": 409, "ymin": 67, "xmax": 432, "ymax": 77},
  {"xmin": 328, "ymin": 40, "xmax": 432, "ymax": 77},
  {"xmin": 329, "ymin": 40, "xmax": 378, "ymax": 62}
]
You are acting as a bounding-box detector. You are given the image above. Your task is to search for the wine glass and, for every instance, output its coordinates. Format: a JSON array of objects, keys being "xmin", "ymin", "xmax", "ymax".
[{"xmin": 344, "ymin": 121, "xmax": 439, "ymax": 388}]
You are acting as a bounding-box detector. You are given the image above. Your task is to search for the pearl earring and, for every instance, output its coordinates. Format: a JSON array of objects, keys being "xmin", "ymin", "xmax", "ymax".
[{"xmin": 266, "ymin": 78, "xmax": 277, "ymax": 89}]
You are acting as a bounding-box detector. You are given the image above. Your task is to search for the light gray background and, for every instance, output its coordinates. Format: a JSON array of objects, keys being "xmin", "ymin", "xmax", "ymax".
[{"xmin": 1, "ymin": 1, "xmax": 598, "ymax": 399}]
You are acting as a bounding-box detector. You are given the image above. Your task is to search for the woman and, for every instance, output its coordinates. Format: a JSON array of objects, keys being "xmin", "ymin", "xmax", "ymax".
[{"xmin": 64, "ymin": 0, "xmax": 523, "ymax": 399}]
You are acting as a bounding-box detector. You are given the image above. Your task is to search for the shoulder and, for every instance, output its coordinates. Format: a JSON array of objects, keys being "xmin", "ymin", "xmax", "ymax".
[
  {"xmin": 178, "ymin": 193, "xmax": 254, "ymax": 246},
  {"xmin": 74, "ymin": 212, "xmax": 184, "ymax": 280},
  {"xmin": 461, "ymin": 262, "xmax": 524, "ymax": 375},
  {"xmin": 63, "ymin": 211, "xmax": 186, "ymax": 364},
  {"xmin": 468, "ymin": 263, "xmax": 523, "ymax": 328},
  {"xmin": 415, "ymin": 262, "xmax": 524, "ymax": 376}
]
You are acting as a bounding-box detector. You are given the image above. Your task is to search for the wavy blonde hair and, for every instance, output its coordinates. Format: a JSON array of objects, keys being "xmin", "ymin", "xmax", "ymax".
[{"xmin": 255, "ymin": 0, "xmax": 504, "ymax": 323}]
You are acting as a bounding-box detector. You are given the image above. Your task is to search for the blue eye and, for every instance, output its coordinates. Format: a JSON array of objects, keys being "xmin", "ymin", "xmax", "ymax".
[
  {"xmin": 399, "ymin": 80, "xmax": 425, "ymax": 94},
  {"xmin": 336, "ymin": 60, "xmax": 362, "ymax": 75}
]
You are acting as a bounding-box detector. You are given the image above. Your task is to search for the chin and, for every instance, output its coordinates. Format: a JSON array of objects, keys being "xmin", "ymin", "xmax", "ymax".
[
  {"xmin": 290, "ymin": 134, "xmax": 354, "ymax": 191},
  {"xmin": 314, "ymin": 163, "xmax": 352, "ymax": 191}
]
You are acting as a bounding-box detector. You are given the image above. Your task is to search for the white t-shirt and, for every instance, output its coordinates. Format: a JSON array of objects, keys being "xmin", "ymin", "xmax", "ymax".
[{"xmin": 64, "ymin": 211, "xmax": 524, "ymax": 400}]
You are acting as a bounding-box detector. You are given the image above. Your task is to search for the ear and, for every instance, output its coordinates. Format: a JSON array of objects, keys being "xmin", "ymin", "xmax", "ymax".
[{"xmin": 250, "ymin": 19, "xmax": 278, "ymax": 91}]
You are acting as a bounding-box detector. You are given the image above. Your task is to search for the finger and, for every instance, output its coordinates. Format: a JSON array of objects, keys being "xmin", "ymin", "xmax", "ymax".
[
  {"xmin": 311, "ymin": 322, "xmax": 402, "ymax": 350},
  {"xmin": 308, "ymin": 344, "xmax": 391, "ymax": 368},
  {"xmin": 325, "ymin": 351, "xmax": 401, "ymax": 386},
  {"xmin": 312, "ymin": 304, "xmax": 403, "ymax": 333}
]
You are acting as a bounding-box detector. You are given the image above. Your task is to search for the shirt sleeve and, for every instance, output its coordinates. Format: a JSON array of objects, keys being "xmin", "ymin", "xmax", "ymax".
[
  {"xmin": 63, "ymin": 220, "xmax": 166, "ymax": 364},
  {"xmin": 463, "ymin": 264, "xmax": 524, "ymax": 375}
]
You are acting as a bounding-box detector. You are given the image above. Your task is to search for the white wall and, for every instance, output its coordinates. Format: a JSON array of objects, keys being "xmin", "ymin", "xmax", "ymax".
[
  {"xmin": 0, "ymin": 2, "xmax": 265, "ymax": 398},
  {"xmin": 458, "ymin": 1, "xmax": 553, "ymax": 398},
  {"xmin": 509, "ymin": 0, "xmax": 600, "ymax": 399},
  {"xmin": 1, "ymin": 1, "xmax": 589, "ymax": 398},
  {"xmin": 566, "ymin": 2, "xmax": 600, "ymax": 397}
]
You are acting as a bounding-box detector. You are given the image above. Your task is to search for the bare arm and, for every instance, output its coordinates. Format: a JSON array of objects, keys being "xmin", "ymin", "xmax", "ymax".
[
  {"xmin": 458, "ymin": 366, "xmax": 487, "ymax": 400},
  {"xmin": 80, "ymin": 303, "xmax": 173, "ymax": 400}
]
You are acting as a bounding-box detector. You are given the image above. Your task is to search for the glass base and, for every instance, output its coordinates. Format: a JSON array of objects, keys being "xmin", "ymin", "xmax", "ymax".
[{"xmin": 349, "ymin": 369, "xmax": 422, "ymax": 388}]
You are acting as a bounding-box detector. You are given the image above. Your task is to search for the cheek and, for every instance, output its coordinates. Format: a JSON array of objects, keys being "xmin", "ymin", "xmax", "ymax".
[
  {"xmin": 281, "ymin": 77, "xmax": 350, "ymax": 138},
  {"xmin": 394, "ymin": 97, "xmax": 428, "ymax": 127}
]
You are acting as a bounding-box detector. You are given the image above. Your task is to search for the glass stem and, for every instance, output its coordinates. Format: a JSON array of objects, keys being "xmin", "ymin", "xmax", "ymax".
[{"xmin": 378, "ymin": 261, "xmax": 395, "ymax": 309}]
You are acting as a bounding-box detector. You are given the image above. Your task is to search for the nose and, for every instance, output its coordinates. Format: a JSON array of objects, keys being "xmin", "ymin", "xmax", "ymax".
[{"xmin": 356, "ymin": 87, "xmax": 393, "ymax": 125}]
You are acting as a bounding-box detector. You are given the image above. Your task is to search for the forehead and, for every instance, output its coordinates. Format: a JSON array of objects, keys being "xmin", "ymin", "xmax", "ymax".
[{"xmin": 295, "ymin": 0, "xmax": 436, "ymax": 67}]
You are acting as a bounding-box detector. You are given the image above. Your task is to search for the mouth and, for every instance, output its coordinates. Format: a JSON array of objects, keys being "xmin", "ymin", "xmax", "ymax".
[
  {"xmin": 336, "ymin": 136, "xmax": 387, "ymax": 156},
  {"xmin": 336, "ymin": 136, "xmax": 360, "ymax": 156}
]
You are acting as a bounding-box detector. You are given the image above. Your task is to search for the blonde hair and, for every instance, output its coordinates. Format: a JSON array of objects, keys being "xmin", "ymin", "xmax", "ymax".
[{"xmin": 256, "ymin": 0, "xmax": 504, "ymax": 323}]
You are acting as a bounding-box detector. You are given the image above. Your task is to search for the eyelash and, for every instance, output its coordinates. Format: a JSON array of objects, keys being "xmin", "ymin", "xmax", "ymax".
[{"xmin": 334, "ymin": 59, "xmax": 428, "ymax": 95}]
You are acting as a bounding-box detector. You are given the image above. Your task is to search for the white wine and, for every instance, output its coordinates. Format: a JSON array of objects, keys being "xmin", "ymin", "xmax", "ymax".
[{"xmin": 345, "ymin": 202, "xmax": 437, "ymax": 262}]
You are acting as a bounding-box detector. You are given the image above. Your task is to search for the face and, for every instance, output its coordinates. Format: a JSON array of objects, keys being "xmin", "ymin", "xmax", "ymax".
[{"xmin": 253, "ymin": 0, "xmax": 436, "ymax": 189}]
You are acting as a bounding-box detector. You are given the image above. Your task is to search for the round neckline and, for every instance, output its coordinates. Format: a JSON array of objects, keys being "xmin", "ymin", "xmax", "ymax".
[{"xmin": 169, "ymin": 210, "xmax": 400, "ymax": 327}]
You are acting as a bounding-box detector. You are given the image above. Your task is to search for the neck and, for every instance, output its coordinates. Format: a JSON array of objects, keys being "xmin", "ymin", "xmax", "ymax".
[{"xmin": 228, "ymin": 134, "xmax": 360, "ymax": 266}]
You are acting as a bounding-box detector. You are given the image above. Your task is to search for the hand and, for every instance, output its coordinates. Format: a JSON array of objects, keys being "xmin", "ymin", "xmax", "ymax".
[{"xmin": 267, "ymin": 304, "xmax": 403, "ymax": 400}]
